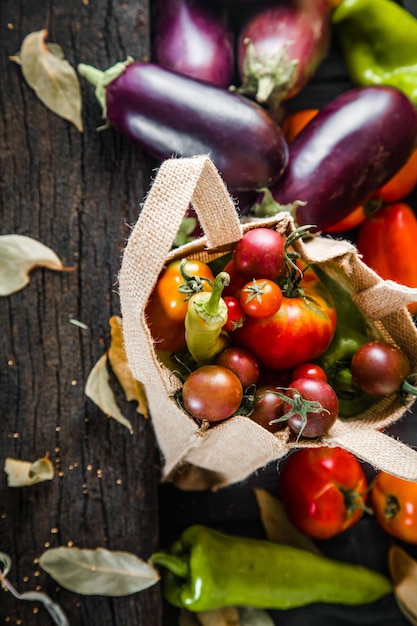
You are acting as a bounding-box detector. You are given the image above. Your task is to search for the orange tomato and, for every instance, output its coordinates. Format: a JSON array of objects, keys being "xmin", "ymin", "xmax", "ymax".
[
  {"xmin": 282, "ymin": 108, "xmax": 319, "ymax": 143},
  {"xmin": 370, "ymin": 472, "xmax": 417, "ymax": 544},
  {"xmin": 374, "ymin": 147, "xmax": 417, "ymax": 203}
]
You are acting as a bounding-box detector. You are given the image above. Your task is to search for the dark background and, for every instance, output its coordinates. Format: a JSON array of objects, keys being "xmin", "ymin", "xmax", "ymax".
[{"xmin": 1, "ymin": 0, "xmax": 417, "ymax": 625}]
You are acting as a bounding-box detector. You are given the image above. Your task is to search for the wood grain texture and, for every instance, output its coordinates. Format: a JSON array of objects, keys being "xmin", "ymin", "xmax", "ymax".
[{"xmin": 0, "ymin": 1, "xmax": 162, "ymax": 624}]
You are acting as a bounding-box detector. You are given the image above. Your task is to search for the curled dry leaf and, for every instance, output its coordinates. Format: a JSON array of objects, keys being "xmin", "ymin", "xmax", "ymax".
[
  {"xmin": 0, "ymin": 234, "xmax": 70, "ymax": 296},
  {"xmin": 10, "ymin": 29, "xmax": 83, "ymax": 132},
  {"xmin": 389, "ymin": 544, "xmax": 417, "ymax": 625},
  {"xmin": 39, "ymin": 546, "xmax": 159, "ymax": 596},
  {"xmin": 85, "ymin": 354, "xmax": 134, "ymax": 434},
  {"xmin": 196, "ymin": 607, "xmax": 240, "ymax": 626},
  {"xmin": 239, "ymin": 607, "xmax": 275, "ymax": 626},
  {"xmin": 108, "ymin": 316, "xmax": 148, "ymax": 417},
  {"xmin": 4, "ymin": 455, "xmax": 54, "ymax": 487},
  {"xmin": 254, "ymin": 488, "xmax": 320, "ymax": 554}
]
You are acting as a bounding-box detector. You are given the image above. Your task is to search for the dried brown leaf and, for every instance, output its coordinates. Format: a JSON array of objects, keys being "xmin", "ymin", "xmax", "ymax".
[
  {"xmin": 254, "ymin": 488, "xmax": 320, "ymax": 554},
  {"xmin": 0, "ymin": 234, "xmax": 69, "ymax": 296},
  {"xmin": 389, "ymin": 544, "xmax": 417, "ymax": 624},
  {"xmin": 11, "ymin": 29, "xmax": 83, "ymax": 131},
  {"xmin": 197, "ymin": 607, "xmax": 240, "ymax": 626},
  {"xmin": 85, "ymin": 354, "xmax": 134, "ymax": 434},
  {"xmin": 108, "ymin": 316, "xmax": 149, "ymax": 417}
]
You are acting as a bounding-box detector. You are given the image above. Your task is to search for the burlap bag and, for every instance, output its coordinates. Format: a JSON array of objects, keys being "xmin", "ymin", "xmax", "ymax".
[{"xmin": 119, "ymin": 155, "xmax": 417, "ymax": 490}]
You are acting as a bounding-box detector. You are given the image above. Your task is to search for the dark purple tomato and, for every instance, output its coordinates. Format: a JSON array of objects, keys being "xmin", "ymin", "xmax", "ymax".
[
  {"xmin": 350, "ymin": 341, "xmax": 411, "ymax": 397},
  {"xmin": 215, "ymin": 346, "xmax": 260, "ymax": 389},
  {"xmin": 250, "ymin": 384, "xmax": 285, "ymax": 433},
  {"xmin": 233, "ymin": 228, "xmax": 286, "ymax": 279},
  {"xmin": 182, "ymin": 365, "xmax": 243, "ymax": 421},
  {"xmin": 282, "ymin": 377, "xmax": 339, "ymax": 438}
]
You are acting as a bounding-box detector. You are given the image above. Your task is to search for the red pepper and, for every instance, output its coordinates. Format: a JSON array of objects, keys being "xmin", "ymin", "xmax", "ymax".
[{"xmin": 356, "ymin": 202, "xmax": 417, "ymax": 315}]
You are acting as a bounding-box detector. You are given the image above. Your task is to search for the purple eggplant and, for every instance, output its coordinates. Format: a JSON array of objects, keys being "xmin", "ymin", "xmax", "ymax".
[
  {"xmin": 152, "ymin": 0, "xmax": 234, "ymax": 88},
  {"xmin": 237, "ymin": 0, "xmax": 331, "ymax": 107},
  {"xmin": 266, "ymin": 86, "xmax": 417, "ymax": 230},
  {"xmin": 78, "ymin": 59, "xmax": 288, "ymax": 191}
]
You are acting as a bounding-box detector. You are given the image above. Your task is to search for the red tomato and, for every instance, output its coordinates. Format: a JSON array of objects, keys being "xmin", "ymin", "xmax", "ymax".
[
  {"xmin": 222, "ymin": 259, "xmax": 249, "ymax": 299},
  {"xmin": 357, "ymin": 202, "xmax": 417, "ymax": 315},
  {"xmin": 223, "ymin": 296, "xmax": 245, "ymax": 331},
  {"xmin": 279, "ymin": 447, "xmax": 368, "ymax": 539},
  {"xmin": 232, "ymin": 265, "xmax": 336, "ymax": 370},
  {"xmin": 291, "ymin": 362, "xmax": 327, "ymax": 382},
  {"xmin": 250, "ymin": 384, "xmax": 285, "ymax": 433},
  {"xmin": 215, "ymin": 346, "xmax": 260, "ymax": 389},
  {"xmin": 280, "ymin": 377, "xmax": 338, "ymax": 438},
  {"xmin": 233, "ymin": 228, "xmax": 286, "ymax": 280},
  {"xmin": 370, "ymin": 472, "xmax": 417, "ymax": 544},
  {"xmin": 374, "ymin": 147, "xmax": 417, "ymax": 203},
  {"xmin": 240, "ymin": 278, "xmax": 283, "ymax": 319}
]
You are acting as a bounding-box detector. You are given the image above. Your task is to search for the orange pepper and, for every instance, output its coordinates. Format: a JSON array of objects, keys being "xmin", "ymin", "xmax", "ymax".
[
  {"xmin": 374, "ymin": 147, "xmax": 417, "ymax": 203},
  {"xmin": 371, "ymin": 471, "xmax": 417, "ymax": 544},
  {"xmin": 282, "ymin": 108, "xmax": 319, "ymax": 143}
]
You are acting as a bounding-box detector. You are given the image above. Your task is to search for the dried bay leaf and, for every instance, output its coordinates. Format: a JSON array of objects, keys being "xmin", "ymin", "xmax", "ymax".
[
  {"xmin": 239, "ymin": 607, "xmax": 274, "ymax": 626},
  {"xmin": 4, "ymin": 455, "xmax": 54, "ymax": 487},
  {"xmin": 254, "ymin": 488, "xmax": 320, "ymax": 554},
  {"xmin": 0, "ymin": 234, "xmax": 69, "ymax": 296},
  {"xmin": 389, "ymin": 544, "xmax": 417, "ymax": 624},
  {"xmin": 11, "ymin": 29, "xmax": 83, "ymax": 131},
  {"xmin": 85, "ymin": 354, "xmax": 134, "ymax": 434},
  {"xmin": 196, "ymin": 607, "xmax": 240, "ymax": 626},
  {"xmin": 39, "ymin": 546, "xmax": 159, "ymax": 596},
  {"xmin": 108, "ymin": 316, "xmax": 149, "ymax": 417}
]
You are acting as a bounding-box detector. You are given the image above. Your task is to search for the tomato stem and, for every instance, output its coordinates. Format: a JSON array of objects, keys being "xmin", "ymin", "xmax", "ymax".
[{"xmin": 178, "ymin": 259, "xmax": 213, "ymax": 299}]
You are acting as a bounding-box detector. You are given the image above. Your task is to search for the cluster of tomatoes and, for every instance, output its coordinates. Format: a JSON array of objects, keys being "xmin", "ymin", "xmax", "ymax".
[
  {"xmin": 146, "ymin": 225, "xmax": 413, "ymax": 441},
  {"xmin": 279, "ymin": 445, "xmax": 417, "ymax": 546}
]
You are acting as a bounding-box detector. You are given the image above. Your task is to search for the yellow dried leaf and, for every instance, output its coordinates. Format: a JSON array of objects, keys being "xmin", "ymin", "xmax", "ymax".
[
  {"xmin": 254, "ymin": 488, "xmax": 320, "ymax": 554},
  {"xmin": 197, "ymin": 607, "xmax": 240, "ymax": 626},
  {"xmin": 0, "ymin": 234, "xmax": 69, "ymax": 296},
  {"xmin": 108, "ymin": 316, "xmax": 149, "ymax": 418},
  {"xmin": 4, "ymin": 455, "xmax": 54, "ymax": 487},
  {"xmin": 389, "ymin": 545, "xmax": 417, "ymax": 625},
  {"xmin": 11, "ymin": 29, "xmax": 83, "ymax": 132},
  {"xmin": 85, "ymin": 354, "xmax": 134, "ymax": 434}
]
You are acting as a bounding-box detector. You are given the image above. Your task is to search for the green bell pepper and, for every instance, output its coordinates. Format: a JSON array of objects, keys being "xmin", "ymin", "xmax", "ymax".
[
  {"xmin": 313, "ymin": 264, "xmax": 378, "ymax": 417},
  {"xmin": 332, "ymin": 0, "xmax": 417, "ymax": 105},
  {"xmin": 152, "ymin": 525, "xmax": 392, "ymax": 612}
]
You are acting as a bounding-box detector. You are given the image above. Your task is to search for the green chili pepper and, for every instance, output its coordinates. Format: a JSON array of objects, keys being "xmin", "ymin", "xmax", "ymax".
[
  {"xmin": 152, "ymin": 525, "xmax": 392, "ymax": 612},
  {"xmin": 313, "ymin": 265, "xmax": 377, "ymax": 417},
  {"xmin": 184, "ymin": 271, "xmax": 230, "ymax": 365},
  {"xmin": 332, "ymin": 0, "xmax": 417, "ymax": 105}
]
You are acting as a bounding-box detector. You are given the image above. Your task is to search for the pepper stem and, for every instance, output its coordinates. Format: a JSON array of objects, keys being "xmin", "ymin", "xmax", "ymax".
[
  {"xmin": 194, "ymin": 272, "xmax": 229, "ymax": 323},
  {"xmin": 151, "ymin": 552, "xmax": 190, "ymax": 579}
]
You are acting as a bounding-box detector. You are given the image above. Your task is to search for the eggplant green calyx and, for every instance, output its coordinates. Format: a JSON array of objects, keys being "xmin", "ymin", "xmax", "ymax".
[
  {"xmin": 77, "ymin": 58, "xmax": 135, "ymax": 118},
  {"xmin": 252, "ymin": 187, "xmax": 306, "ymax": 220}
]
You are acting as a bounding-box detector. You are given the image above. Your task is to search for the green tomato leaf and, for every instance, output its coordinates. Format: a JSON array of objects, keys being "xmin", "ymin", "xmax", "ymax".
[
  {"xmin": 85, "ymin": 353, "xmax": 134, "ymax": 434},
  {"xmin": 0, "ymin": 234, "xmax": 69, "ymax": 296},
  {"xmin": 4, "ymin": 456, "xmax": 54, "ymax": 487},
  {"xmin": 10, "ymin": 29, "xmax": 83, "ymax": 131},
  {"xmin": 39, "ymin": 547, "xmax": 159, "ymax": 596}
]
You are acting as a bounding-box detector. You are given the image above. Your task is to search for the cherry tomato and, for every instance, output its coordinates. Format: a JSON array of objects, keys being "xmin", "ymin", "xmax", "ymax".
[
  {"xmin": 233, "ymin": 228, "xmax": 286, "ymax": 280},
  {"xmin": 279, "ymin": 447, "xmax": 368, "ymax": 539},
  {"xmin": 239, "ymin": 278, "xmax": 283, "ymax": 319},
  {"xmin": 374, "ymin": 148, "xmax": 417, "ymax": 203},
  {"xmin": 357, "ymin": 203, "xmax": 417, "ymax": 315},
  {"xmin": 215, "ymin": 346, "xmax": 260, "ymax": 389},
  {"xmin": 145, "ymin": 258, "xmax": 214, "ymax": 352},
  {"xmin": 250, "ymin": 384, "xmax": 285, "ymax": 433},
  {"xmin": 281, "ymin": 377, "xmax": 338, "ymax": 438},
  {"xmin": 291, "ymin": 362, "xmax": 327, "ymax": 382},
  {"xmin": 370, "ymin": 472, "xmax": 417, "ymax": 544},
  {"xmin": 282, "ymin": 108, "xmax": 319, "ymax": 143},
  {"xmin": 233, "ymin": 265, "xmax": 336, "ymax": 370},
  {"xmin": 223, "ymin": 296, "xmax": 245, "ymax": 331},
  {"xmin": 351, "ymin": 341, "xmax": 411, "ymax": 397},
  {"xmin": 222, "ymin": 259, "xmax": 249, "ymax": 299},
  {"xmin": 182, "ymin": 365, "xmax": 243, "ymax": 422}
]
